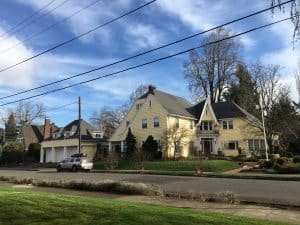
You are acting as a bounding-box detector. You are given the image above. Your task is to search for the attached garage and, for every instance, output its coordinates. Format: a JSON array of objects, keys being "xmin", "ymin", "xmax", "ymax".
[
  {"xmin": 45, "ymin": 148, "xmax": 52, "ymax": 163},
  {"xmin": 66, "ymin": 146, "xmax": 78, "ymax": 158},
  {"xmin": 54, "ymin": 147, "xmax": 64, "ymax": 162}
]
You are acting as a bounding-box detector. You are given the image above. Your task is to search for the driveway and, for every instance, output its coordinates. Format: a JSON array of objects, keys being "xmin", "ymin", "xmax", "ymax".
[{"xmin": 0, "ymin": 169, "xmax": 300, "ymax": 207}]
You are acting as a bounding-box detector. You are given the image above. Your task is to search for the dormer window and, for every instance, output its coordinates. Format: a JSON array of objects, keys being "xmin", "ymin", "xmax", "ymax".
[{"xmin": 200, "ymin": 121, "xmax": 212, "ymax": 131}]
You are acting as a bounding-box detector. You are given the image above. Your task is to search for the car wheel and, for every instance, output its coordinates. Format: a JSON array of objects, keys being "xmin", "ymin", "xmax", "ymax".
[
  {"xmin": 72, "ymin": 165, "xmax": 78, "ymax": 172},
  {"xmin": 56, "ymin": 166, "xmax": 62, "ymax": 172}
]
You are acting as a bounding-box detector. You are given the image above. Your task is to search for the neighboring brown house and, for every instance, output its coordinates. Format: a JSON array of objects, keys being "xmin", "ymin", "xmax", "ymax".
[{"xmin": 17, "ymin": 118, "xmax": 57, "ymax": 150}]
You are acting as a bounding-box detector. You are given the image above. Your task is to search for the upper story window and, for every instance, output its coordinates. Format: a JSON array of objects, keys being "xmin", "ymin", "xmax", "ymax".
[
  {"xmin": 200, "ymin": 121, "xmax": 212, "ymax": 131},
  {"xmin": 126, "ymin": 121, "xmax": 130, "ymax": 127},
  {"xmin": 190, "ymin": 120, "xmax": 194, "ymax": 129},
  {"xmin": 95, "ymin": 133, "xmax": 102, "ymax": 138},
  {"xmin": 136, "ymin": 103, "xmax": 142, "ymax": 110},
  {"xmin": 223, "ymin": 120, "xmax": 233, "ymax": 129},
  {"xmin": 142, "ymin": 119, "xmax": 147, "ymax": 129},
  {"xmin": 153, "ymin": 117, "xmax": 159, "ymax": 128},
  {"xmin": 148, "ymin": 100, "xmax": 152, "ymax": 108},
  {"xmin": 175, "ymin": 118, "xmax": 179, "ymax": 128}
]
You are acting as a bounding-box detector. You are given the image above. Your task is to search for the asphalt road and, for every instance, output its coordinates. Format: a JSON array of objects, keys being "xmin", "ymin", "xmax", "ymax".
[{"xmin": 0, "ymin": 169, "xmax": 299, "ymax": 207}]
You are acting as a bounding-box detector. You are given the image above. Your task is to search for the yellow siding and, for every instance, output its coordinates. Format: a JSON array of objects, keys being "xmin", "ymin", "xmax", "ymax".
[
  {"xmin": 110, "ymin": 94, "xmax": 168, "ymax": 146},
  {"xmin": 110, "ymin": 95, "xmax": 265, "ymax": 158}
]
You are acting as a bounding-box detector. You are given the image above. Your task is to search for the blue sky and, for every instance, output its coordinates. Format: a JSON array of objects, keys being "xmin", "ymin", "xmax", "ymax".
[{"xmin": 0, "ymin": 0, "xmax": 299, "ymax": 127}]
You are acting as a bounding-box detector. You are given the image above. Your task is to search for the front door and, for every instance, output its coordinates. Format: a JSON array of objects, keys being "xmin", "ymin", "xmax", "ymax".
[{"xmin": 202, "ymin": 139, "xmax": 213, "ymax": 156}]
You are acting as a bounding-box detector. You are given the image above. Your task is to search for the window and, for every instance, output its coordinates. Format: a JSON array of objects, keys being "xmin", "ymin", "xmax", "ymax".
[
  {"xmin": 126, "ymin": 121, "xmax": 130, "ymax": 127},
  {"xmin": 153, "ymin": 117, "xmax": 159, "ymax": 128},
  {"xmin": 148, "ymin": 100, "xmax": 152, "ymax": 108},
  {"xmin": 95, "ymin": 133, "xmax": 101, "ymax": 138},
  {"xmin": 136, "ymin": 103, "xmax": 142, "ymax": 110},
  {"xmin": 142, "ymin": 119, "xmax": 147, "ymax": 129},
  {"xmin": 224, "ymin": 141, "xmax": 239, "ymax": 150},
  {"xmin": 200, "ymin": 121, "xmax": 212, "ymax": 131},
  {"xmin": 248, "ymin": 139, "xmax": 265, "ymax": 152},
  {"xmin": 223, "ymin": 120, "xmax": 234, "ymax": 129},
  {"xmin": 175, "ymin": 141, "xmax": 181, "ymax": 154},
  {"xmin": 176, "ymin": 118, "xmax": 179, "ymax": 128},
  {"xmin": 190, "ymin": 120, "xmax": 194, "ymax": 129}
]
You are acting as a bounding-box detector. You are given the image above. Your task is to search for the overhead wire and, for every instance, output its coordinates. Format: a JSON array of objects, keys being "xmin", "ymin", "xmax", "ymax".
[
  {"xmin": 0, "ymin": 0, "xmax": 70, "ymax": 42},
  {"xmin": 0, "ymin": 0, "xmax": 293, "ymax": 101},
  {"xmin": 0, "ymin": 0, "xmax": 58, "ymax": 39},
  {"xmin": 0, "ymin": 0, "xmax": 157, "ymax": 74},
  {"xmin": 0, "ymin": 16, "xmax": 293, "ymax": 107},
  {"xmin": 0, "ymin": 0, "xmax": 104, "ymax": 55}
]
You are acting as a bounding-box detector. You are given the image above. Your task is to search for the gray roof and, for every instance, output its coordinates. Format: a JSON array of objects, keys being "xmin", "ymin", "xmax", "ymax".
[
  {"xmin": 63, "ymin": 119, "xmax": 97, "ymax": 136},
  {"xmin": 140, "ymin": 89, "xmax": 196, "ymax": 119},
  {"xmin": 212, "ymin": 102, "xmax": 246, "ymax": 119},
  {"xmin": 140, "ymin": 87, "xmax": 248, "ymax": 120}
]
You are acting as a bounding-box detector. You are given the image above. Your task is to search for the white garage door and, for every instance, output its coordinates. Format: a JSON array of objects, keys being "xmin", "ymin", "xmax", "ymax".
[
  {"xmin": 55, "ymin": 148, "xmax": 64, "ymax": 162},
  {"xmin": 45, "ymin": 148, "xmax": 52, "ymax": 163}
]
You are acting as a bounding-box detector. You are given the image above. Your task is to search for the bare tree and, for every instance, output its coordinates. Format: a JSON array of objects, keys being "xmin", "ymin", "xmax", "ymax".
[
  {"xmin": 91, "ymin": 84, "xmax": 149, "ymax": 137},
  {"xmin": 296, "ymin": 59, "xmax": 300, "ymax": 106},
  {"xmin": 248, "ymin": 63, "xmax": 298, "ymax": 152},
  {"xmin": 271, "ymin": 0, "xmax": 299, "ymax": 42},
  {"xmin": 129, "ymin": 84, "xmax": 148, "ymax": 105},
  {"xmin": 14, "ymin": 101, "xmax": 45, "ymax": 125},
  {"xmin": 163, "ymin": 125, "xmax": 190, "ymax": 159},
  {"xmin": 90, "ymin": 105, "xmax": 126, "ymax": 138},
  {"xmin": 184, "ymin": 28, "xmax": 240, "ymax": 102}
]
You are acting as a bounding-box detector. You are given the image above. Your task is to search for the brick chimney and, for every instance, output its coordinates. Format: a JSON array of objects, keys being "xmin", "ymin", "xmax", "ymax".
[
  {"xmin": 148, "ymin": 85, "xmax": 156, "ymax": 94},
  {"xmin": 43, "ymin": 117, "xmax": 51, "ymax": 140}
]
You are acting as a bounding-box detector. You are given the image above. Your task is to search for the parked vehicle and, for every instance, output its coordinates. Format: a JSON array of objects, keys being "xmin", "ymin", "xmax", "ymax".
[{"xmin": 56, "ymin": 156, "xmax": 93, "ymax": 172}]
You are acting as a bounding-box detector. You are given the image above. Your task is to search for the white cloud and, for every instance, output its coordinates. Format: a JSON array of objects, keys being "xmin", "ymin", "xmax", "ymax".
[
  {"xmin": 125, "ymin": 22, "xmax": 165, "ymax": 51},
  {"xmin": 0, "ymin": 26, "xmax": 36, "ymax": 89}
]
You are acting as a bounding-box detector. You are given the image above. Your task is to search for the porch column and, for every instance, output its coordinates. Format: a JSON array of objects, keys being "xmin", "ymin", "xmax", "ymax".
[
  {"xmin": 63, "ymin": 146, "xmax": 67, "ymax": 159},
  {"xmin": 108, "ymin": 142, "xmax": 112, "ymax": 153},
  {"xmin": 51, "ymin": 147, "xmax": 55, "ymax": 162},
  {"xmin": 121, "ymin": 141, "xmax": 124, "ymax": 152},
  {"xmin": 40, "ymin": 148, "xmax": 44, "ymax": 163}
]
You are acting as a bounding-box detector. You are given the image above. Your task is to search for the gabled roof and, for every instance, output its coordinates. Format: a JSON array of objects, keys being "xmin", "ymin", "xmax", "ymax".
[
  {"xmin": 139, "ymin": 88, "xmax": 196, "ymax": 119},
  {"xmin": 212, "ymin": 102, "xmax": 246, "ymax": 119},
  {"xmin": 63, "ymin": 119, "xmax": 97, "ymax": 136}
]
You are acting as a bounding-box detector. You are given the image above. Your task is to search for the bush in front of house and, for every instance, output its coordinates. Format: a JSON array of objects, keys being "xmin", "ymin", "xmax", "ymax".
[
  {"xmin": 293, "ymin": 155, "xmax": 300, "ymax": 163},
  {"xmin": 28, "ymin": 143, "xmax": 41, "ymax": 162},
  {"xmin": 0, "ymin": 142, "xmax": 25, "ymax": 164},
  {"xmin": 273, "ymin": 157, "xmax": 300, "ymax": 174},
  {"xmin": 142, "ymin": 135, "xmax": 160, "ymax": 160}
]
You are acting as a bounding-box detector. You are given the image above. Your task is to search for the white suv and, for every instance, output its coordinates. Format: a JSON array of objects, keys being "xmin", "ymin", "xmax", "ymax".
[{"xmin": 56, "ymin": 157, "xmax": 93, "ymax": 172}]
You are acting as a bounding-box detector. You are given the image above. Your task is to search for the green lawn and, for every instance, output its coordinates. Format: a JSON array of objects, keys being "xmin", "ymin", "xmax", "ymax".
[
  {"xmin": 94, "ymin": 160, "xmax": 240, "ymax": 172},
  {"xmin": 0, "ymin": 187, "xmax": 288, "ymax": 225}
]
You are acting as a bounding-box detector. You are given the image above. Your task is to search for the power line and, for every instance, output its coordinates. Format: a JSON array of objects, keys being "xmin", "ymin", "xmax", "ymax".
[
  {"xmin": 0, "ymin": 0, "xmax": 293, "ymax": 101},
  {"xmin": 0, "ymin": 0, "xmax": 157, "ymax": 74},
  {"xmin": 0, "ymin": 0, "xmax": 70, "ymax": 42},
  {"xmin": 0, "ymin": 0, "xmax": 57, "ymax": 39},
  {"xmin": 0, "ymin": 0, "xmax": 104, "ymax": 55},
  {"xmin": 0, "ymin": 16, "xmax": 293, "ymax": 107},
  {"xmin": 45, "ymin": 101, "xmax": 77, "ymax": 113}
]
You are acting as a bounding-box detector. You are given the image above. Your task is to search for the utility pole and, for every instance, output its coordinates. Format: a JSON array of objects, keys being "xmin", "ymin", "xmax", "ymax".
[
  {"xmin": 78, "ymin": 96, "xmax": 81, "ymax": 154},
  {"xmin": 259, "ymin": 94, "xmax": 269, "ymax": 161}
]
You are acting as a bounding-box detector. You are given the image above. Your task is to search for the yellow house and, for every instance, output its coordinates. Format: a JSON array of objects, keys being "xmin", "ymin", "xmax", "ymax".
[
  {"xmin": 110, "ymin": 86, "xmax": 265, "ymax": 158},
  {"xmin": 40, "ymin": 119, "xmax": 107, "ymax": 163}
]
